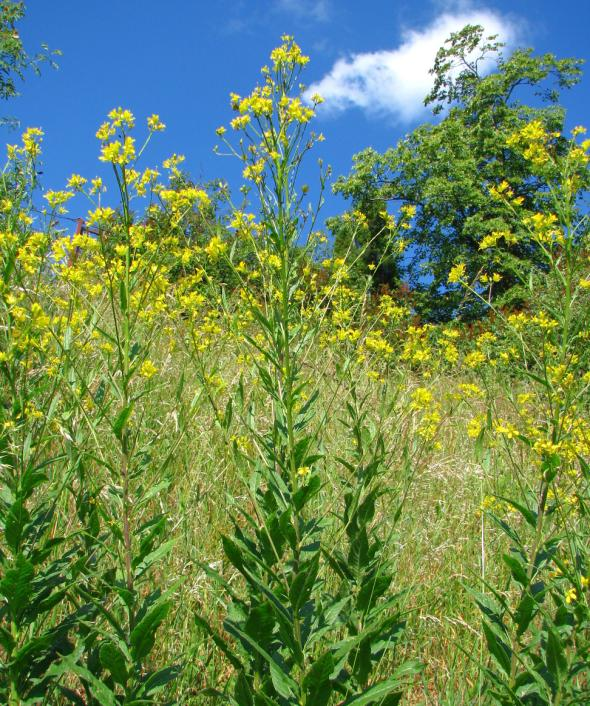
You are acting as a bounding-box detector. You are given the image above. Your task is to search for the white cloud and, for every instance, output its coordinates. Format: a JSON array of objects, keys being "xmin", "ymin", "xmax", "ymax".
[
  {"xmin": 307, "ymin": 8, "xmax": 519, "ymax": 122},
  {"xmin": 276, "ymin": 0, "xmax": 330, "ymax": 22}
]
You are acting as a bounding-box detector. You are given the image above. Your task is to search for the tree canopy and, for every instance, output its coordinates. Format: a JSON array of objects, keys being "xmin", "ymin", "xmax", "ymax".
[
  {"xmin": 332, "ymin": 24, "xmax": 584, "ymax": 320},
  {"xmin": 0, "ymin": 1, "xmax": 59, "ymax": 126}
]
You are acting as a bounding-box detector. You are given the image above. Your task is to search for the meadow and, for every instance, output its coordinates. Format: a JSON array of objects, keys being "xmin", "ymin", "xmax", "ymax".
[{"xmin": 1, "ymin": 36, "xmax": 589, "ymax": 705}]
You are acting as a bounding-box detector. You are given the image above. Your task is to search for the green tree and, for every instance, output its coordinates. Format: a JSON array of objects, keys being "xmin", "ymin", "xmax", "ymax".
[
  {"xmin": 1, "ymin": 1, "xmax": 59, "ymax": 126},
  {"xmin": 333, "ymin": 25, "xmax": 583, "ymax": 321}
]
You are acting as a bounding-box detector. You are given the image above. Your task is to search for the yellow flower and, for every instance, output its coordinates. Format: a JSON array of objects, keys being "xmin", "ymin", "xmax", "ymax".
[
  {"xmin": 410, "ymin": 387, "xmax": 433, "ymax": 409},
  {"xmin": 90, "ymin": 177, "xmax": 105, "ymax": 194},
  {"xmin": 204, "ymin": 235, "xmax": 228, "ymax": 260},
  {"xmin": 96, "ymin": 121, "xmax": 116, "ymax": 141},
  {"xmin": 467, "ymin": 416, "xmax": 484, "ymax": 438},
  {"xmin": 44, "ymin": 190, "xmax": 74, "ymax": 210},
  {"xmin": 448, "ymin": 262, "xmax": 466, "ymax": 284},
  {"xmin": 230, "ymin": 115, "xmax": 251, "ymax": 131},
  {"xmin": 465, "ymin": 351, "xmax": 486, "ymax": 368},
  {"xmin": 163, "ymin": 153, "xmax": 186, "ymax": 170},
  {"xmin": 565, "ymin": 588, "xmax": 577, "ymax": 605},
  {"xmin": 270, "ymin": 36, "xmax": 309, "ymax": 71},
  {"xmin": 147, "ymin": 114, "xmax": 166, "ymax": 132},
  {"xmin": 87, "ymin": 207, "xmax": 116, "ymax": 225},
  {"xmin": 139, "ymin": 360, "xmax": 158, "ymax": 379},
  {"xmin": 493, "ymin": 419, "xmax": 519, "ymax": 440},
  {"xmin": 22, "ymin": 127, "xmax": 44, "ymax": 157},
  {"xmin": 108, "ymin": 107, "xmax": 135, "ymax": 128},
  {"xmin": 67, "ymin": 174, "xmax": 87, "ymax": 191},
  {"xmin": 99, "ymin": 136, "xmax": 136, "ymax": 165},
  {"xmin": 243, "ymin": 159, "xmax": 265, "ymax": 183}
]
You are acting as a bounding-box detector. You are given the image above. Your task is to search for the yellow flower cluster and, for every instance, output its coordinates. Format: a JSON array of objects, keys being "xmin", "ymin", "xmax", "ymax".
[{"xmin": 269, "ymin": 35, "xmax": 310, "ymax": 71}]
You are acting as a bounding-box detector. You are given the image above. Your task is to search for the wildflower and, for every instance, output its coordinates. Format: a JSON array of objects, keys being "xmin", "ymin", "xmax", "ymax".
[
  {"xmin": 364, "ymin": 330, "xmax": 393, "ymax": 356},
  {"xmin": 400, "ymin": 204, "xmax": 416, "ymax": 219},
  {"xmin": 410, "ymin": 387, "xmax": 433, "ymax": 410},
  {"xmin": 163, "ymin": 153, "xmax": 186, "ymax": 170},
  {"xmin": 270, "ymin": 35, "xmax": 309, "ymax": 71},
  {"xmin": 448, "ymin": 262, "xmax": 466, "ymax": 284},
  {"xmin": 90, "ymin": 177, "xmax": 105, "ymax": 194},
  {"xmin": 465, "ymin": 351, "xmax": 486, "ymax": 368},
  {"xmin": 565, "ymin": 587, "xmax": 577, "ymax": 605},
  {"xmin": 459, "ymin": 383, "xmax": 484, "ymax": 398},
  {"xmin": 96, "ymin": 121, "xmax": 116, "ymax": 141},
  {"xmin": 139, "ymin": 360, "xmax": 158, "ymax": 379},
  {"xmin": 205, "ymin": 235, "xmax": 228, "ymax": 260},
  {"xmin": 22, "ymin": 127, "xmax": 44, "ymax": 157},
  {"xmin": 230, "ymin": 115, "xmax": 251, "ymax": 131},
  {"xmin": 243, "ymin": 160, "xmax": 265, "ymax": 183},
  {"xmin": 493, "ymin": 419, "xmax": 519, "ymax": 440},
  {"xmin": 108, "ymin": 107, "xmax": 135, "ymax": 128},
  {"xmin": 99, "ymin": 136, "xmax": 136, "ymax": 165},
  {"xmin": 467, "ymin": 416, "xmax": 484, "ymax": 438},
  {"xmin": 67, "ymin": 174, "xmax": 87, "ymax": 191},
  {"xmin": 147, "ymin": 114, "xmax": 166, "ymax": 132},
  {"xmin": 44, "ymin": 190, "xmax": 73, "ymax": 211},
  {"xmin": 87, "ymin": 207, "xmax": 116, "ymax": 225}
]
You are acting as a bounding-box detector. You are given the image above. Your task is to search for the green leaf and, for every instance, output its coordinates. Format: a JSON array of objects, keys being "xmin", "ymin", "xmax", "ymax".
[
  {"xmin": 133, "ymin": 538, "xmax": 175, "ymax": 579},
  {"xmin": 482, "ymin": 621, "xmax": 512, "ymax": 675},
  {"xmin": 130, "ymin": 599, "xmax": 170, "ymax": 663},
  {"xmin": 351, "ymin": 639, "xmax": 372, "ymax": 686},
  {"xmin": 293, "ymin": 474, "xmax": 321, "ymax": 512},
  {"xmin": 502, "ymin": 553, "xmax": 529, "ymax": 587},
  {"xmin": 496, "ymin": 496, "xmax": 537, "ymax": 529},
  {"xmin": 245, "ymin": 602, "xmax": 275, "ymax": 645},
  {"xmin": 4, "ymin": 499, "xmax": 30, "ymax": 552},
  {"xmin": 222, "ymin": 397, "xmax": 233, "ymax": 430},
  {"xmin": 113, "ymin": 402, "xmax": 134, "ymax": 441},
  {"xmin": 99, "ymin": 640, "xmax": 128, "ymax": 686},
  {"xmin": 546, "ymin": 626, "xmax": 567, "ymax": 689},
  {"xmin": 140, "ymin": 665, "xmax": 182, "ymax": 696},
  {"xmin": 234, "ymin": 670, "xmax": 254, "ymax": 706},
  {"xmin": 270, "ymin": 658, "xmax": 296, "ymax": 700},
  {"xmin": 0, "ymin": 553, "xmax": 34, "ymax": 621},
  {"xmin": 356, "ymin": 574, "xmax": 391, "ymax": 613},
  {"xmin": 20, "ymin": 465, "xmax": 48, "ymax": 497},
  {"xmin": 290, "ymin": 553, "xmax": 320, "ymax": 610},
  {"xmin": 222, "ymin": 535, "xmax": 245, "ymax": 571},
  {"xmin": 514, "ymin": 592, "xmax": 537, "ymax": 637},
  {"xmin": 47, "ymin": 655, "xmax": 118, "ymax": 706},
  {"xmin": 0, "ymin": 625, "xmax": 15, "ymax": 653},
  {"xmin": 323, "ymin": 596, "xmax": 350, "ymax": 629},
  {"xmin": 224, "ymin": 622, "xmax": 298, "ymax": 696},
  {"xmin": 304, "ymin": 651, "xmax": 334, "ymax": 706},
  {"xmin": 341, "ymin": 661, "xmax": 421, "ymax": 704}
]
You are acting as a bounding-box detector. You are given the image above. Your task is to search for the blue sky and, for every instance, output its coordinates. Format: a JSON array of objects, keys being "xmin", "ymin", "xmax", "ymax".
[{"xmin": 4, "ymin": 0, "xmax": 590, "ymax": 225}]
